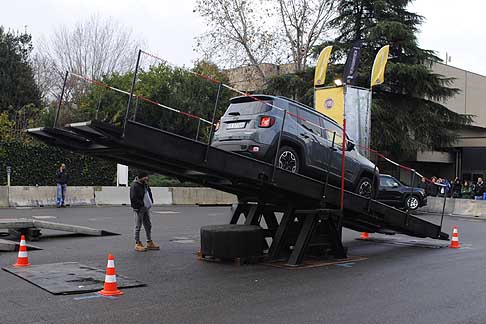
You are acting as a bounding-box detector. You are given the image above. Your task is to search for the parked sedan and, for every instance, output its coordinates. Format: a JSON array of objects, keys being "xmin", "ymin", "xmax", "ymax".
[{"xmin": 377, "ymin": 174, "xmax": 427, "ymax": 211}]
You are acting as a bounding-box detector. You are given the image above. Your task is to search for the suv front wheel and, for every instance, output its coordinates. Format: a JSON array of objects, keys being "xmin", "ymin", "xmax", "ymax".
[{"xmin": 277, "ymin": 146, "xmax": 300, "ymax": 173}]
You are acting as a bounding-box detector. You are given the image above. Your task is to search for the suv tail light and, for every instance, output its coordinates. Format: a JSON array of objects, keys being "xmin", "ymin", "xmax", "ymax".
[
  {"xmin": 215, "ymin": 120, "xmax": 220, "ymax": 131},
  {"xmin": 259, "ymin": 116, "xmax": 275, "ymax": 128}
]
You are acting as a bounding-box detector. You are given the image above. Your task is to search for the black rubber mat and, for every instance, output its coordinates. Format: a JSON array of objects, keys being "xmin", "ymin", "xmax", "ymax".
[{"xmin": 2, "ymin": 262, "xmax": 145, "ymax": 295}]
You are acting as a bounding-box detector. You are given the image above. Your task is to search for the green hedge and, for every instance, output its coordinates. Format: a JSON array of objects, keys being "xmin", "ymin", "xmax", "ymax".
[{"xmin": 0, "ymin": 141, "xmax": 116, "ymax": 186}]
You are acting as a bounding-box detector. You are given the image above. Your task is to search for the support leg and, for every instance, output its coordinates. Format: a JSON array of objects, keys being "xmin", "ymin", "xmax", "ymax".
[
  {"xmin": 267, "ymin": 206, "xmax": 294, "ymax": 260},
  {"xmin": 287, "ymin": 213, "xmax": 318, "ymax": 266}
]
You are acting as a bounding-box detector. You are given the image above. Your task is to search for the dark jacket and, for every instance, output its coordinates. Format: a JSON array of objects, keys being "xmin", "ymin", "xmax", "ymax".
[
  {"xmin": 130, "ymin": 179, "xmax": 153, "ymax": 210},
  {"xmin": 474, "ymin": 181, "xmax": 486, "ymax": 197},
  {"xmin": 55, "ymin": 169, "xmax": 68, "ymax": 185}
]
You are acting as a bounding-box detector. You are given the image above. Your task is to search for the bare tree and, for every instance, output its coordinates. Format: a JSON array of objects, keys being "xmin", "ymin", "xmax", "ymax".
[
  {"xmin": 195, "ymin": 0, "xmax": 281, "ymax": 80},
  {"xmin": 195, "ymin": 0, "xmax": 335, "ymax": 76},
  {"xmin": 277, "ymin": 0, "xmax": 336, "ymax": 72},
  {"xmin": 36, "ymin": 15, "xmax": 144, "ymax": 100}
]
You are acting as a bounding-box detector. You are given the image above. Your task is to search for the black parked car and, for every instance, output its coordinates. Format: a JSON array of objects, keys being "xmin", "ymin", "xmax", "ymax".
[
  {"xmin": 377, "ymin": 174, "xmax": 427, "ymax": 210},
  {"xmin": 211, "ymin": 95, "xmax": 379, "ymax": 197}
]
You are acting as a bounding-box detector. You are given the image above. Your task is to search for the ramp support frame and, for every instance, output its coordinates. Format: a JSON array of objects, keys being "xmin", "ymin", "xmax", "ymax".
[{"xmin": 229, "ymin": 202, "xmax": 347, "ymax": 266}]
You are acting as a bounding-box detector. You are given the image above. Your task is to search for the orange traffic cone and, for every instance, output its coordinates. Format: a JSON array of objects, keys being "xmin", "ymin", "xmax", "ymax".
[
  {"xmin": 14, "ymin": 235, "xmax": 31, "ymax": 267},
  {"xmin": 98, "ymin": 254, "xmax": 123, "ymax": 296},
  {"xmin": 449, "ymin": 226, "xmax": 461, "ymax": 249},
  {"xmin": 360, "ymin": 232, "xmax": 369, "ymax": 239}
]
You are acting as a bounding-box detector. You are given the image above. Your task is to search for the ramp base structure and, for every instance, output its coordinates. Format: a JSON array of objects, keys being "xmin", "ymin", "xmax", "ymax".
[
  {"xmin": 0, "ymin": 218, "xmax": 118, "ymax": 241},
  {"xmin": 230, "ymin": 203, "xmax": 347, "ymax": 266},
  {"xmin": 2, "ymin": 262, "xmax": 145, "ymax": 295}
]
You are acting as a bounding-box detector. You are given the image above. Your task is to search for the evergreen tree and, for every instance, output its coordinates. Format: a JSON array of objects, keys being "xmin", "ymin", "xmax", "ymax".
[
  {"xmin": 329, "ymin": 0, "xmax": 471, "ymax": 159},
  {"xmin": 0, "ymin": 27, "xmax": 41, "ymax": 113}
]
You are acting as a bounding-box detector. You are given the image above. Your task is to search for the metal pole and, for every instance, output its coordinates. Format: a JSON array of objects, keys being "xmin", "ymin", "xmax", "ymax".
[
  {"xmin": 271, "ymin": 109, "xmax": 287, "ymax": 183},
  {"xmin": 95, "ymin": 92, "xmax": 102, "ymax": 120},
  {"xmin": 54, "ymin": 71, "xmax": 69, "ymax": 128},
  {"xmin": 204, "ymin": 82, "xmax": 222, "ymax": 163},
  {"xmin": 440, "ymin": 185, "xmax": 447, "ymax": 229},
  {"xmin": 367, "ymin": 162, "xmax": 378, "ymax": 213},
  {"xmin": 340, "ymin": 117, "xmax": 347, "ymax": 210},
  {"xmin": 123, "ymin": 49, "xmax": 142, "ymax": 137},
  {"xmin": 133, "ymin": 96, "xmax": 139, "ymax": 121},
  {"xmin": 406, "ymin": 169, "xmax": 415, "ymax": 225},
  {"xmin": 196, "ymin": 118, "xmax": 201, "ymax": 141},
  {"xmin": 321, "ymin": 132, "xmax": 336, "ymax": 207}
]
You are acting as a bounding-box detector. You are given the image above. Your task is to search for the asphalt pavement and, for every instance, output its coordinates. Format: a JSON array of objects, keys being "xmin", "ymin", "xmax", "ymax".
[{"xmin": 0, "ymin": 206, "xmax": 485, "ymax": 324}]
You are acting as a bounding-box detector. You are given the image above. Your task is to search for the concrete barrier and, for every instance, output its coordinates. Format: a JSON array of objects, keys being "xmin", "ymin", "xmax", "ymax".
[
  {"xmin": 419, "ymin": 196, "xmax": 486, "ymax": 219},
  {"xmin": 95, "ymin": 186, "xmax": 130, "ymax": 205},
  {"xmin": 0, "ymin": 187, "xmax": 8, "ymax": 207},
  {"xmin": 8, "ymin": 186, "xmax": 95, "ymax": 207},
  {"xmin": 151, "ymin": 187, "xmax": 172, "ymax": 205},
  {"xmin": 170, "ymin": 187, "xmax": 237, "ymax": 205},
  {"xmin": 419, "ymin": 197, "xmax": 455, "ymax": 215},
  {"xmin": 4, "ymin": 186, "xmax": 232, "ymax": 207}
]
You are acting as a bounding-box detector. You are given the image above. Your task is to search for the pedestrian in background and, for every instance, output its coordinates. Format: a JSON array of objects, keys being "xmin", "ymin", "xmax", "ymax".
[
  {"xmin": 55, "ymin": 163, "xmax": 68, "ymax": 208},
  {"xmin": 474, "ymin": 177, "xmax": 486, "ymax": 198},
  {"xmin": 461, "ymin": 180, "xmax": 473, "ymax": 199},
  {"xmin": 429, "ymin": 176, "xmax": 438, "ymax": 197},
  {"xmin": 452, "ymin": 177, "xmax": 462, "ymax": 198},
  {"xmin": 130, "ymin": 171, "xmax": 160, "ymax": 252},
  {"xmin": 419, "ymin": 177, "xmax": 429, "ymax": 196}
]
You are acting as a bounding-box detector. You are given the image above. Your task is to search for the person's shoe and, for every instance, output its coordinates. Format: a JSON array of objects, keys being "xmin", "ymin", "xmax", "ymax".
[
  {"xmin": 61, "ymin": 204, "xmax": 66, "ymax": 208},
  {"xmin": 146, "ymin": 240, "xmax": 160, "ymax": 250},
  {"xmin": 135, "ymin": 242, "xmax": 147, "ymax": 252}
]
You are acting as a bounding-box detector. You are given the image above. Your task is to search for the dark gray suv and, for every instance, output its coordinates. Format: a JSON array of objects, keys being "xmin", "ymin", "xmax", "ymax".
[{"xmin": 211, "ymin": 95, "xmax": 379, "ymax": 197}]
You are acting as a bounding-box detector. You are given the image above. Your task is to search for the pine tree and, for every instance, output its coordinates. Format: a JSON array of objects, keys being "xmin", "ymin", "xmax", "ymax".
[
  {"xmin": 0, "ymin": 27, "xmax": 41, "ymax": 113},
  {"xmin": 330, "ymin": 0, "xmax": 471, "ymax": 159}
]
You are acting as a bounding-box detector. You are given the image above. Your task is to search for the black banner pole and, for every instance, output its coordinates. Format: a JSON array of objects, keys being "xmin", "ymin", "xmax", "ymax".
[
  {"xmin": 123, "ymin": 49, "xmax": 142, "ymax": 137},
  {"xmin": 271, "ymin": 109, "xmax": 287, "ymax": 183},
  {"xmin": 54, "ymin": 71, "xmax": 69, "ymax": 128}
]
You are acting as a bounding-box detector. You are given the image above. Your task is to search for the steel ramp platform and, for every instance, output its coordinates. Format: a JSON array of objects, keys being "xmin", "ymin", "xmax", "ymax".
[{"xmin": 28, "ymin": 120, "xmax": 448, "ymax": 265}]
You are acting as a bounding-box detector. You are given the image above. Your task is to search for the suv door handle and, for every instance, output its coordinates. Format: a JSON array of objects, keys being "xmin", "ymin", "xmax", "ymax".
[{"xmin": 300, "ymin": 133, "xmax": 310, "ymax": 139}]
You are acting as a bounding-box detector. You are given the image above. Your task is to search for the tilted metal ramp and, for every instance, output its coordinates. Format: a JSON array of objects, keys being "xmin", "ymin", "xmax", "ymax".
[{"xmin": 28, "ymin": 120, "xmax": 448, "ymax": 265}]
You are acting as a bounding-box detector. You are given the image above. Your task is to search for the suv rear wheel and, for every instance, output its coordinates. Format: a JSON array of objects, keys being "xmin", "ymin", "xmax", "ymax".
[
  {"xmin": 356, "ymin": 177, "xmax": 373, "ymax": 198},
  {"xmin": 277, "ymin": 146, "xmax": 300, "ymax": 173}
]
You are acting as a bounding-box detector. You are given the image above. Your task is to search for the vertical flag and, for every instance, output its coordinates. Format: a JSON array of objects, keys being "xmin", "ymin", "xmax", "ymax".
[
  {"xmin": 315, "ymin": 87, "xmax": 345, "ymax": 128},
  {"xmin": 343, "ymin": 40, "xmax": 363, "ymax": 85},
  {"xmin": 314, "ymin": 46, "xmax": 333, "ymax": 87},
  {"xmin": 370, "ymin": 45, "xmax": 390, "ymax": 87}
]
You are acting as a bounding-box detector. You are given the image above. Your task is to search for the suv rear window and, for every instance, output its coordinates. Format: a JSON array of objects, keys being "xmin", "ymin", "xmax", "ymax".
[{"xmin": 225, "ymin": 101, "xmax": 273, "ymax": 116}]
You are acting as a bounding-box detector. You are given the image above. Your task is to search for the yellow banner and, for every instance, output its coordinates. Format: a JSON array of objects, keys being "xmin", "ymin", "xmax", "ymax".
[
  {"xmin": 315, "ymin": 87, "xmax": 344, "ymax": 128},
  {"xmin": 370, "ymin": 45, "xmax": 390, "ymax": 87},
  {"xmin": 314, "ymin": 46, "xmax": 333, "ymax": 87}
]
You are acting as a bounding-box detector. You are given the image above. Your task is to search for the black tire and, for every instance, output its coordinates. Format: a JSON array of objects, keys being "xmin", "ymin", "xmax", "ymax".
[
  {"xmin": 200, "ymin": 224, "xmax": 264, "ymax": 258},
  {"xmin": 277, "ymin": 146, "xmax": 300, "ymax": 173},
  {"xmin": 405, "ymin": 195, "xmax": 420, "ymax": 211},
  {"xmin": 355, "ymin": 177, "xmax": 374, "ymax": 198}
]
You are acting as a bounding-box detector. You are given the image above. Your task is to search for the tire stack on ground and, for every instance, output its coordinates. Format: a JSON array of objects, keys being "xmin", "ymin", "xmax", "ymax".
[{"xmin": 200, "ymin": 224, "xmax": 264, "ymax": 262}]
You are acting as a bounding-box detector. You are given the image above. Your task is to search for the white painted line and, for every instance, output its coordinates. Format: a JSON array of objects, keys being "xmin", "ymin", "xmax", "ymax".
[
  {"xmin": 32, "ymin": 216, "xmax": 57, "ymax": 219},
  {"xmin": 154, "ymin": 211, "xmax": 180, "ymax": 214}
]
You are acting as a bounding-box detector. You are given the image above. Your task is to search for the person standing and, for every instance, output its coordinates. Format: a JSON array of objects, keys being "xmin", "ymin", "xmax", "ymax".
[
  {"xmin": 461, "ymin": 180, "xmax": 473, "ymax": 199},
  {"xmin": 55, "ymin": 163, "xmax": 68, "ymax": 208},
  {"xmin": 418, "ymin": 177, "xmax": 429, "ymax": 196},
  {"xmin": 474, "ymin": 177, "xmax": 486, "ymax": 198},
  {"xmin": 130, "ymin": 171, "xmax": 160, "ymax": 252},
  {"xmin": 429, "ymin": 176, "xmax": 438, "ymax": 197},
  {"xmin": 452, "ymin": 177, "xmax": 462, "ymax": 198}
]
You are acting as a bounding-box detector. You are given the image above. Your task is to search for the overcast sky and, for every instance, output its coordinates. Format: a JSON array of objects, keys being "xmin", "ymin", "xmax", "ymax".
[{"xmin": 0, "ymin": 0, "xmax": 484, "ymax": 75}]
